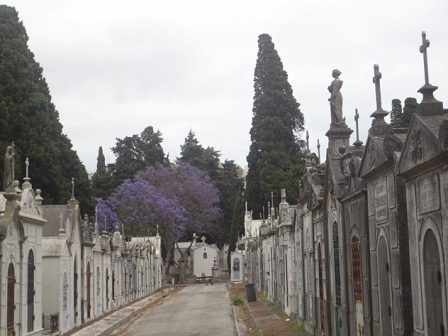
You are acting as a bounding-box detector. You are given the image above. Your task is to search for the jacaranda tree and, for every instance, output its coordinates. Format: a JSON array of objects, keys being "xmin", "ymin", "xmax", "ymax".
[{"xmin": 96, "ymin": 162, "xmax": 221, "ymax": 281}]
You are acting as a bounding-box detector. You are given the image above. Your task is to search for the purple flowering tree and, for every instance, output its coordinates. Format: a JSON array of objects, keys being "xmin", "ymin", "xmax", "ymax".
[
  {"xmin": 98, "ymin": 177, "xmax": 186, "ymax": 245},
  {"xmin": 97, "ymin": 162, "xmax": 221, "ymax": 282}
]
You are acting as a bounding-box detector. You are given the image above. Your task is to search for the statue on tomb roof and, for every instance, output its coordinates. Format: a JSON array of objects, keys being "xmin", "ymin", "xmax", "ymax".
[
  {"xmin": 3, "ymin": 144, "xmax": 15, "ymax": 191},
  {"xmin": 328, "ymin": 69, "xmax": 345, "ymax": 126}
]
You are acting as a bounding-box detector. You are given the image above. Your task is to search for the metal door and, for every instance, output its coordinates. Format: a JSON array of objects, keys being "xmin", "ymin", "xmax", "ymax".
[
  {"xmin": 424, "ymin": 230, "xmax": 444, "ymax": 336},
  {"xmin": 7, "ymin": 263, "xmax": 15, "ymax": 336}
]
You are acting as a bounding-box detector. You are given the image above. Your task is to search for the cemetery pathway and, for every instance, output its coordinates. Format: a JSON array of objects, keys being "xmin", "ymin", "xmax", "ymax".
[{"xmin": 117, "ymin": 283, "xmax": 237, "ymax": 336}]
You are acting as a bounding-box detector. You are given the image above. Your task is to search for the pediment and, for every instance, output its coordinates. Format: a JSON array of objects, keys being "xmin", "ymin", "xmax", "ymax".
[
  {"xmin": 359, "ymin": 136, "xmax": 388, "ymax": 179},
  {"xmin": 398, "ymin": 114, "xmax": 448, "ymax": 175},
  {"xmin": 19, "ymin": 188, "xmax": 44, "ymax": 221}
]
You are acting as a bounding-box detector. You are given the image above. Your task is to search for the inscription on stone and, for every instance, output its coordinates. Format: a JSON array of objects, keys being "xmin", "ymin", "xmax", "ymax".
[
  {"xmin": 374, "ymin": 178, "xmax": 388, "ymax": 223},
  {"xmin": 418, "ymin": 175, "xmax": 440, "ymax": 214}
]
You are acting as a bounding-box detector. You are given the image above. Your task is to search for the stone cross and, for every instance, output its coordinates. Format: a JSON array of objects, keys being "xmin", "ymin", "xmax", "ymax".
[
  {"xmin": 25, "ymin": 158, "xmax": 29, "ymax": 179},
  {"xmin": 373, "ymin": 64, "xmax": 383, "ymax": 110},
  {"xmin": 71, "ymin": 177, "xmax": 75, "ymax": 199},
  {"xmin": 60, "ymin": 213, "xmax": 63, "ymax": 230},
  {"xmin": 317, "ymin": 139, "xmax": 321, "ymax": 162},
  {"xmin": 306, "ymin": 130, "xmax": 309, "ymax": 152},
  {"xmin": 201, "ymin": 236, "xmax": 206, "ymax": 244},
  {"xmin": 355, "ymin": 109, "xmax": 360, "ymax": 142},
  {"xmin": 420, "ymin": 31, "xmax": 430, "ymax": 85}
]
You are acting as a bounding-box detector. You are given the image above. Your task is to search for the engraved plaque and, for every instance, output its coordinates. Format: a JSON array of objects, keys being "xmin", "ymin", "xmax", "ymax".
[
  {"xmin": 417, "ymin": 174, "xmax": 440, "ymax": 214},
  {"xmin": 374, "ymin": 178, "xmax": 388, "ymax": 224}
]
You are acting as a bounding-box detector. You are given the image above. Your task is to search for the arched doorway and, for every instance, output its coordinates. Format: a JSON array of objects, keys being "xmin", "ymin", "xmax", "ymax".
[
  {"xmin": 318, "ymin": 244, "xmax": 324, "ymax": 331},
  {"xmin": 7, "ymin": 263, "xmax": 15, "ymax": 336},
  {"xmin": 423, "ymin": 229, "xmax": 444, "ymax": 336},
  {"xmin": 351, "ymin": 235, "xmax": 363, "ymax": 336},
  {"xmin": 86, "ymin": 262, "xmax": 91, "ymax": 319},
  {"xmin": 28, "ymin": 250, "xmax": 35, "ymax": 332},
  {"xmin": 378, "ymin": 237, "xmax": 392, "ymax": 335}
]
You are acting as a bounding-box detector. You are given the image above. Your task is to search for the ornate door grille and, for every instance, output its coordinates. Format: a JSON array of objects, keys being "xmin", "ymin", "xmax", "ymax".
[
  {"xmin": 86, "ymin": 262, "xmax": 91, "ymax": 318},
  {"xmin": 351, "ymin": 235, "xmax": 362, "ymax": 301}
]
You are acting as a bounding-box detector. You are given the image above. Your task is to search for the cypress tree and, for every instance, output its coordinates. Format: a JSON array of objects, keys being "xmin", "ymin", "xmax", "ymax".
[
  {"xmin": 0, "ymin": 5, "xmax": 92, "ymax": 211},
  {"xmin": 401, "ymin": 97, "xmax": 417, "ymax": 128},
  {"xmin": 91, "ymin": 146, "xmax": 114, "ymax": 200},
  {"xmin": 390, "ymin": 99, "xmax": 403, "ymax": 128},
  {"xmin": 246, "ymin": 34, "xmax": 305, "ymax": 217},
  {"xmin": 390, "ymin": 97, "xmax": 416, "ymax": 128}
]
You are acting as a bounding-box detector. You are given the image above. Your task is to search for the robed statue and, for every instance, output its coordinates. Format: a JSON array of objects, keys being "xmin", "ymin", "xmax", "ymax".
[
  {"xmin": 3, "ymin": 144, "xmax": 15, "ymax": 191},
  {"xmin": 328, "ymin": 69, "xmax": 345, "ymax": 126}
]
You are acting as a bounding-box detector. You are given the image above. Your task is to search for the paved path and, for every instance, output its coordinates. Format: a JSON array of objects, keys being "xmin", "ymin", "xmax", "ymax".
[
  {"xmin": 69, "ymin": 288, "xmax": 173, "ymax": 336},
  {"xmin": 118, "ymin": 283, "xmax": 236, "ymax": 336}
]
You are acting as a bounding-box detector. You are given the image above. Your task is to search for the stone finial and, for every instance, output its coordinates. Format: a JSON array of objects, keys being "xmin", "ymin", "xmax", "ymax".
[
  {"xmin": 71, "ymin": 177, "xmax": 75, "ymax": 200},
  {"xmin": 35, "ymin": 189, "xmax": 43, "ymax": 206},
  {"xmin": 281, "ymin": 189, "xmax": 286, "ymax": 203},
  {"xmin": 59, "ymin": 213, "xmax": 66, "ymax": 234},
  {"xmin": 22, "ymin": 158, "xmax": 32, "ymax": 190},
  {"xmin": 370, "ymin": 64, "xmax": 389, "ymax": 122},
  {"xmin": 416, "ymin": 31, "xmax": 443, "ymax": 115}
]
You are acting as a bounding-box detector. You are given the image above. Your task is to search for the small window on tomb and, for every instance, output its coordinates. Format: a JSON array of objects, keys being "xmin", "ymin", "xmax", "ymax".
[{"xmin": 203, "ymin": 252, "xmax": 208, "ymax": 259}]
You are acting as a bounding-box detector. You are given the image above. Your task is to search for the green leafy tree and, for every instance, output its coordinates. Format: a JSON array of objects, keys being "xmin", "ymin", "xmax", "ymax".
[
  {"xmin": 214, "ymin": 160, "xmax": 245, "ymax": 247},
  {"xmin": 179, "ymin": 130, "xmax": 220, "ymax": 180},
  {"xmin": 0, "ymin": 5, "xmax": 92, "ymax": 211},
  {"xmin": 111, "ymin": 126, "xmax": 166, "ymax": 188},
  {"xmin": 179, "ymin": 131, "xmax": 244, "ymax": 247},
  {"xmin": 246, "ymin": 34, "xmax": 305, "ymax": 218}
]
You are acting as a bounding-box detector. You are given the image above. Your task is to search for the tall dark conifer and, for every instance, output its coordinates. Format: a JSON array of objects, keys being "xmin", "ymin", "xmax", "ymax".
[
  {"xmin": 390, "ymin": 97, "xmax": 416, "ymax": 128},
  {"xmin": 0, "ymin": 5, "xmax": 92, "ymax": 212},
  {"xmin": 390, "ymin": 99, "xmax": 403, "ymax": 128},
  {"xmin": 246, "ymin": 34, "xmax": 305, "ymax": 217},
  {"xmin": 91, "ymin": 146, "xmax": 114, "ymax": 199}
]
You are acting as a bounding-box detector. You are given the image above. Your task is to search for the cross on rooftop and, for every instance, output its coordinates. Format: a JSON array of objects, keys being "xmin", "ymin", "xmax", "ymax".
[
  {"xmin": 373, "ymin": 64, "xmax": 383, "ymax": 110},
  {"xmin": 201, "ymin": 236, "xmax": 206, "ymax": 244},
  {"xmin": 370, "ymin": 64, "xmax": 388, "ymax": 121},
  {"xmin": 306, "ymin": 130, "xmax": 309, "ymax": 152},
  {"xmin": 420, "ymin": 31, "xmax": 430, "ymax": 85},
  {"xmin": 317, "ymin": 139, "xmax": 321, "ymax": 162},
  {"xmin": 71, "ymin": 177, "xmax": 75, "ymax": 199},
  {"xmin": 355, "ymin": 109, "xmax": 360, "ymax": 142}
]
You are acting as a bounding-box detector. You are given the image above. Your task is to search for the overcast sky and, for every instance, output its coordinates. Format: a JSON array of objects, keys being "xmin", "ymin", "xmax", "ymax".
[{"xmin": 4, "ymin": 0, "xmax": 448, "ymax": 173}]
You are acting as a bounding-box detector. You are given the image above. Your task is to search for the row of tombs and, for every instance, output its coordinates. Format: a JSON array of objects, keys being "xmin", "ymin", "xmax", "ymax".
[
  {"xmin": 0, "ymin": 172, "xmax": 163, "ymax": 336},
  {"xmin": 240, "ymin": 62, "xmax": 448, "ymax": 334}
]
